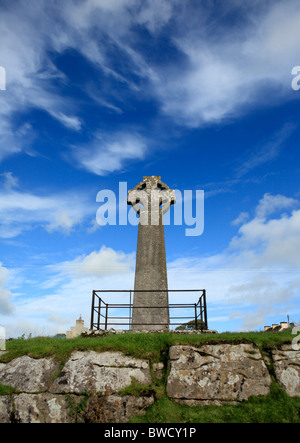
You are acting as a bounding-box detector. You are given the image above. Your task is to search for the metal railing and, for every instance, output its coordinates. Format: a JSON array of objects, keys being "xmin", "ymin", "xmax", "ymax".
[{"xmin": 90, "ymin": 289, "xmax": 207, "ymax": 331}]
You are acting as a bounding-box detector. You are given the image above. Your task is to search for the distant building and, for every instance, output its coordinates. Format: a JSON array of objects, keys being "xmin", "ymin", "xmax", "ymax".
[
  {"xmin": 264, "ymin": 321, "xmax": 289, "ymax": 332},
  {"xmin": 66, "ymin": 316, "xmax": 88, "ymax": 339}
]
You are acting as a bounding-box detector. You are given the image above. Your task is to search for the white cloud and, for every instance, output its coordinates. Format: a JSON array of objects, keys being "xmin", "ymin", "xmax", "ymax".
[
  {"xmin": 0, "ymin": 0, "xmax": 83, "ymax": 161},
  {"xmin": 168, "ymin": 192, "xmax": 300, "ymax": 330},
  {"xmin": 71, "ymin": 131, "xmax": 147, "ymax": 175},
  {"xmin": 0, "ymin": 175, "xmax": 95, "ymax": 238},
  {"xmin": 46, "ymin": 211, "xmax": 80, "ymax": 235},
  {"xmin": 230, "ymin": 198, "xmax": 300, "ymax": 268},
  {"xmin": 0, "ymin": 0, "xmax": 299, "ymax": 169},
  {"xmin": 231, "ymin": 212, "xmax": 250, "ymax": 226},
  {"xmin": 135, "ymin": 0, "xmax": 174, "ymax": 34},
  {"xmin": 3, "ymin": 246, "xmax": 135, "ymax": 337},
  {"xmin": 249, "ymin": 0, "xmax": 300, "ymax": 76},
  {"xmin": 254, "ymin": 193, "xmax": 299, "ymax": 219},
  {"xmin": 0, "ymin": 264, "xmax": 14, "ymax": 315},
  {"xmin": 46, "ymin": 313, "xmax": 71, "ymax": 326},
  {"xmin": 0, "ymin": 172, "xmax": 19, "ymax": 190},
  {"xmin": 48, "ymin": 246, "xmax": 135, "ymax": 280},
  {"xmin": 48, "ymin": 112, "xmax": 82, "ymax": 131},
  {"xmin": 150, "ymin": 0, "xmax": 300, "ymax": 126}
]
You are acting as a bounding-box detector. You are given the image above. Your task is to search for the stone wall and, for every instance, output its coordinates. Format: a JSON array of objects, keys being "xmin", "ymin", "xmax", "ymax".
[
  {"xmin": 0, "ymin": 343, "xmax": 299, "ymax": 423},
  {"xmin": 167, "ymin": 344, "xmax": 272, "ymax": 405}
]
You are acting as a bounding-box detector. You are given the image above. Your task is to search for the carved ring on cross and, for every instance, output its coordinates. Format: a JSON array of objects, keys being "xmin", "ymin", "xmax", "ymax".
[{"xmin": 127, "ymin": 176, "xmax": 176, "ymax": 224}]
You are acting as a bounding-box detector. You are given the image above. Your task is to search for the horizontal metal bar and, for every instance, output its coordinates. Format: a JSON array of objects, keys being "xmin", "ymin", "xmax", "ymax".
[
  {"xmin": 107, "ymin": 316, "xmax": 131, "ymax": 319},
  {"xmin": 169, "ymin": 317, "xmax": 197, "ymax": 319},
  {"xmin": 98, "ymin": 302, "xmax": 199, "ymax": 306},
  {"xmin": 97, "ymin": 305, "xmax": 198, "ymax": 309},
  {"xmin": 101, "ymin": 323, "xmax": 203, "ymax": 326},
  {"xmin": 101, "ymin": 320, "xmax": 201, "ymax": 322},
  {"xmin": 104, "ymin": 323, "xmax": 168, "ymax": 326},
  {"xmin": 93, "ymin": 289, "xmax": 205, "ymax": 293},
  {"xmin": 98, "ymin": 316, "xmax": 197, "ymax": 319}
]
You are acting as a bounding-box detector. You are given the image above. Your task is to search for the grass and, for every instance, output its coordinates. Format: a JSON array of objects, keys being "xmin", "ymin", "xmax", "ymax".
[
  {"xmin": 118, "ymin": 379, "xmax": 159, "ymax": 398},
  {"xmin": 131, "ymin": 383, "xmax": 300, "ymax": 423},
  {"xmin": 0, "ymin": 329, "xmax": 299, "ymax": 423},
  {"xmin": 0, "ymin": 329, "xmax": 294, "ymax": 365},
  {"xmin": 0, "ymin": 382, "xmax": 17, "ymax": 396}
]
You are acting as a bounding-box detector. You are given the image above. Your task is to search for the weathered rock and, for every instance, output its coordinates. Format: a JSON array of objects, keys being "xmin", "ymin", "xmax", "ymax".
[
  {"xmin": 50, "ymin": 351, "xmax": 152, "ymax": 394},
  {"xmin": 83, "ymin": 393, "xmax": 154, "ymax": 423},
  {"xmin": 272, "ymin": 345, "xmax": 300, "ymax": 397},
  {"xmin": 0, "ymin": 356, "xmax": 59, "ymax": 393},
  {"xmin": 13, "ymin": 393, "xmax": 72, "ymax": 423},
  {"xmin": 152, "ymin": 362, "xmax": 164, "ymax": 379},
  {"xmin": 1, "ymin": 343, "xmax": 298, "ymax": 423},
  {"xmin": 0, "ymin": 396, "xmax": 11, "ymax": 423},
  {"xmin": 105, "ymin": 395, "xmax": 154, "ymax": 423},
  {"xmin": 0, "ymin": 391, "xmax": 155, "ymax": 423},
  {"xmin": 167, "ymin": 344, "xmax": 271, "ymax": 403}
]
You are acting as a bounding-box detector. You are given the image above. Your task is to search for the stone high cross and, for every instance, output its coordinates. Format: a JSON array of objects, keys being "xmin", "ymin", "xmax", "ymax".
[{"xmin": 128, "ymin": 176, "xmax": 175, "ymax": 330}]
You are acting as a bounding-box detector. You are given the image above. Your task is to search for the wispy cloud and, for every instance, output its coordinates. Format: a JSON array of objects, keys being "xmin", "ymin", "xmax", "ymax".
[
  {"xmin": 150, "ymin": 1, "xmax": 300, "ymax": 126},
  {"xmin": 0, "ymin": 174, "xmax": 95, "ymax": 238},
  {"xmin": 0, "ymin": 0, "xmax": 84, "ymax": 161},
  {"xmin": 71, "ymin": 131, "xmax": 148, "ymax": 175},
  {"xmin": 1, "ymin": 0, "xmax": 300, "ymax": 168},
  {"xmin": 231, "ymin": 212, "xmax": 250, "ymax": 227},
  {"xmin": 201, "ymin": 122, "xmax": 296, "ymax": 199},
  {"xmin": 235, "ymin": 123, "xmax": 296, "ymax": 178}
]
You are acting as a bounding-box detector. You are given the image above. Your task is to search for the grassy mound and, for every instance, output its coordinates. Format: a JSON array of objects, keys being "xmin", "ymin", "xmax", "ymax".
[
  {"xmin": 1, "ymin": 330, "xmax": 299, "ymax": 423},
  {"xmin": 0, "ymin": 329, "xmax": 295, "ymax": 364}
]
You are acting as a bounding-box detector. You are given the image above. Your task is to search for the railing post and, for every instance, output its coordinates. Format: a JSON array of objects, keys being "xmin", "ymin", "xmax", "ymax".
[
  {"xmin": 199, "ymin": 295, "xmax": 203, "ymax": 331},
  {"xmin": 97, "ymin": 296, "xmax": 101, "ymax": 330},
  {"xmin": 129, "ymin": 290, "xmax": 132, "ymax": 329},
  {"xmin": 105, "ymin": 304, "xmax": 108, "ymax": 330},
  {"xmin": 203, "ymin": 289, "xmax": 208, "ymax": 330},
  {"xmin": 194, "ymin": 303, "xmax": 198, "ymax": 330},
  {"xmin": 90, "ymin": 290, "xmax": 95, "ymax": 330}
]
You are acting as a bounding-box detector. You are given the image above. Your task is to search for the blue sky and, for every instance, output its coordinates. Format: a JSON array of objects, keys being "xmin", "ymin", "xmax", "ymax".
[{"xmin": 0, "ymin": 0, "xmax": 300, "ymax": 337}]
